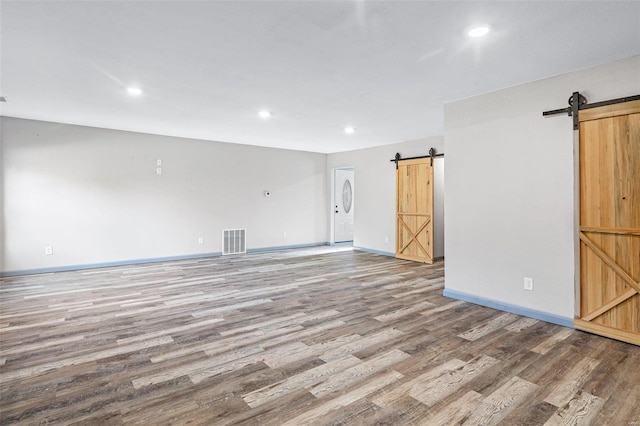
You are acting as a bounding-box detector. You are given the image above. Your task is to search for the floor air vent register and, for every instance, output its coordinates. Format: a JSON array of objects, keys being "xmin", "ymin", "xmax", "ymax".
[{"xmin": 222, "ymin": 229, "xmax": 246, "ymax": 255}]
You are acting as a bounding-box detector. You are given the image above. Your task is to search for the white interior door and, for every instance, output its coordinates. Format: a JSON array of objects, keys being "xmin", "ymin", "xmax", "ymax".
[{"xmin": 334, "ymin": 169, "xmax": 354, "ymax": 243}]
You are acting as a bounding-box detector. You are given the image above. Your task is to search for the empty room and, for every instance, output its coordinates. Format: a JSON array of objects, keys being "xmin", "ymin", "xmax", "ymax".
[{"xmin": 1, "ymin": 1, "xmax": 639, "ymax": 425}]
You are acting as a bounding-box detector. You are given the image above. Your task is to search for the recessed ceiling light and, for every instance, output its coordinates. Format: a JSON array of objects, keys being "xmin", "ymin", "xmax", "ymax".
[
  {"xmin": 258, "ymin": 110, "xmax": 271, "ymax": 119},
  {"xmin": 126, "ymin": 87, "xmax": 143, "ymax": 96},
  {"xmin": 468, "ymin": 26, "xmax": 490, "ymax": 38},
  {"xmin": 344, "ymin": 127, "xmax": 355, "ymax": 134}
]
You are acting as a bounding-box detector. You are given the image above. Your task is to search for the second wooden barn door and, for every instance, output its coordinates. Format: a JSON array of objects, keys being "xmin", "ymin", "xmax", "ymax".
[
  {"xmin": 576, "ymin": 99, "xmax": 640, "ymax": 345},
  {"xmin": 396, "ymin": 158, "xmax": 434, "ymax": 264}
]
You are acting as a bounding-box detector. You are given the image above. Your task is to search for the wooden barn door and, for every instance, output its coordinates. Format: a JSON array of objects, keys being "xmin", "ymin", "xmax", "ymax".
[
  {"xmin": 396, "ymin": 158, "xmax": 434, "ymax": 264},
  {"xmin": 575, "ymin": 100, "xmax": 640, "ymax": 345}
]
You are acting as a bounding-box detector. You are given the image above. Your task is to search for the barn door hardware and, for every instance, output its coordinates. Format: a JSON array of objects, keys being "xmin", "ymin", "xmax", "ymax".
[
  {"xmin": 390, "ymin": 148, "xmax": 444, "ymax": 169},
  {"xmin": 393, "ymin": 153, "xmax": 401, "ymax": 169},
  {"xmin": 543, "ymin": 92, "xmax": 640, "ymax": 130}
]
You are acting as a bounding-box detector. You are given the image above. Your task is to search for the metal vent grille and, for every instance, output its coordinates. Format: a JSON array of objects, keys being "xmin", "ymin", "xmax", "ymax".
[{"xmin": 222, "ymin": 229, "xmax": 246, "ymax": 255}]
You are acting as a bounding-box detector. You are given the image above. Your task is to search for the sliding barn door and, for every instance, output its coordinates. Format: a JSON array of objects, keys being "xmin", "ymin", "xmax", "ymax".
[
  {"xmin": 396, "ymin": 158, "xmax": 434, "ymax": 264},
  {"xmin": 575, "ymin": 100, "xmax": 640, "ymax": 346}
]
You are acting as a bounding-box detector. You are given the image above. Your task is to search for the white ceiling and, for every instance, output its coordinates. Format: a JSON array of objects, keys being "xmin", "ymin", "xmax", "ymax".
[{"xmin": 1, "ymin": 1, "xmax": 639, "ymax": 153}]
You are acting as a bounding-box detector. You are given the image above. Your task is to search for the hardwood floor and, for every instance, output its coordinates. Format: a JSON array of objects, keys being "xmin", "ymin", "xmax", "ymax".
[{"xmin": 1, "ymin": 246, "xmax": 639, "ymax": 425}]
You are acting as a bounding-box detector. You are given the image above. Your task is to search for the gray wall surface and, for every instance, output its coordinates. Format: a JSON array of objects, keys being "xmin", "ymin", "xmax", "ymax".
[
  {"xmin": 443, "ymin": 56, "xmax": 640, "ymax": 320},
  {"xmin": 1, "ymin": 118, "xmax": 327, "ymax": 273},
  {"xmin": 0, "ymin": 119, "xmax": 5, "ymax": 272},
  {"xmin": 327, "ymin": 136, "xmax": 445, "ymax": 258}
]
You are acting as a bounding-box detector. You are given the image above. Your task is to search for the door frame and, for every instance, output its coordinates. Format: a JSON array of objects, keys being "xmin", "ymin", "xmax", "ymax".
[
  {"xmin": 330, "ymin": 167, "xmax": 354, "ymax": 245},
  {"xmin": 573, "ymin": 129, "xmax": 581, "ymax": 319}
]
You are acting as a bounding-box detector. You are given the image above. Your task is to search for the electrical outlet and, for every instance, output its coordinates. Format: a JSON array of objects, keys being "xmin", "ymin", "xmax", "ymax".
[
  {"xmin": 283, "ymin": 231, "xmax": 287, "ymax": 238},
  {"xmin": 198, "ymin": 237, "xmax": 204, "ymax": 244},
  {"xmin": 385, "ymin": 236, "xmax": 389, "ymax": 243},
  {"xmin": 524, "ymin": 277, "xmax": 534, "ymax": 291},
  {"xmin": 156, "ymin": 159, "xmax": 162, "ymax": 166},
  {"xmin": 45, "ymin": 246, "xmax": 53, "ymax": 255},
  {"xmin": 156, "ymin": 167, "xmax": 162, "ymax": 175}
]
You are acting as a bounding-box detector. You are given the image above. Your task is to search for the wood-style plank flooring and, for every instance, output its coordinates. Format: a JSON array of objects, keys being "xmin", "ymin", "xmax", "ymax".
[{"xmin": 1, "ymin": 246, "xmax": 639, "ymax": 425}]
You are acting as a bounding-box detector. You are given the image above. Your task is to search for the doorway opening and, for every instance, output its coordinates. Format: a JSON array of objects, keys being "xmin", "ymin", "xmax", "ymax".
[{"xmin": 333, "ymin": 168, "xmax": 354, "ymax": 244}]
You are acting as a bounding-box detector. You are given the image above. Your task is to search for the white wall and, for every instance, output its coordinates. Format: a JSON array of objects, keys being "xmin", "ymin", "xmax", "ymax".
[
  {"xmin": 0, "ymin": 119, "xmax": 5, "ymax": 272},
  {"xmin": 444, "ymin": 56, "xmax": 640, "ymax": 321},
  {"xmin": 327, "ymin": 136, "xmax": 445, "ymax": 258},
  {"xmin": 1, "ymin": 117, "xmax": 327, "ymax": 273}
]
